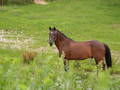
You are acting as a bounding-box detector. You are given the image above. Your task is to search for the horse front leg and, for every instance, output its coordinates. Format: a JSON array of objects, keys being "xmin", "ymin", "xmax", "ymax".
[
  {"xmin": 59, "ymin": 50, "xmax": 62, "ymax": 57},
  {"xmin": 64, "ymin": 59, "xmax": 69, "ymax": 72}
]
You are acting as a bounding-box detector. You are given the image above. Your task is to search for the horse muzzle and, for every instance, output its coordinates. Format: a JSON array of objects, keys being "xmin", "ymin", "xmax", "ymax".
[{"xmin": 49, "ymin": 41, "xmax": 53, "ymax": 46}]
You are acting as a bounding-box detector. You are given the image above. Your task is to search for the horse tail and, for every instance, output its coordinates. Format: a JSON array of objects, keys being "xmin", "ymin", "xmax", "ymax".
[{"xmin": 104, "ymin": 44, "xmax": 112, "ymax": 68}]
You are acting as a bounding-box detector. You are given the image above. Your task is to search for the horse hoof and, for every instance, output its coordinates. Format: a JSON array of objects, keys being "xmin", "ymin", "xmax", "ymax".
[{"xmin": 65, "ymin": 69, "xmax": 68, "ymax": 72}]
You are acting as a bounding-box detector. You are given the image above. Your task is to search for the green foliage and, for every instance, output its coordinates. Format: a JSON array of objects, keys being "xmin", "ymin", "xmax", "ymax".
[
  {"xmin": 0, "ymin": 0, "xmax": 33, "ymax": 5},
  {"xmin": 0, "ymin": 49, "xmax": 120, "ymax": 90},
  {"xmin": 0, "ymin": 0, "xmax": 120, "ymax": 90},
  {"xmin": 0, "ymin": 0, "xmax": 6, "ymax": 5}
]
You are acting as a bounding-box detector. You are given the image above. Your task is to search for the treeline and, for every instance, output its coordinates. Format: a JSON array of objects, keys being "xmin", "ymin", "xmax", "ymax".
[
  {"xmin": 0, "ymin": 0, "xmax": 33, "ymax": 5},
  {"xmin": 0, "ymin": 0, "xmax": 60, "ymax": 5}
]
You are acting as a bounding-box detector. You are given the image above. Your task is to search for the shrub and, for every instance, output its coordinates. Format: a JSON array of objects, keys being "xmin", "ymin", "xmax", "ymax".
[{"xmin": 22, "ymin": 51, "xmax": 37, "ymax": 63}]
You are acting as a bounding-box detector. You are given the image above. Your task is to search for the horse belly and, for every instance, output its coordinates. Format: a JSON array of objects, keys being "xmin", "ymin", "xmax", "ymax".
[{"xmin": 65, "ymin": 49, "xmax": 90, "ymax": 60}]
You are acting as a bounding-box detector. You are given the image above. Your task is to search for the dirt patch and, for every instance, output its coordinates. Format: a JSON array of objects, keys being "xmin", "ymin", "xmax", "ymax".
[
  {"xmin": 34, "ymin": 0, "xmax": 48, "ymax": 5},
  {"xmin": 112, "ymin": 51, "xmax": 120, "ymax": 57},
  {"xmin": 112, "ymin": 50, "xmax": 120, "ymax": 64},
  {"xmin": 33, "ymin": 46, "xmax": 58, "ymax": 53},
  {"xmin": 0, "ymin": 30, "xmax": 59, "ymax": 54},
  {"xmin": 0, "ymin": 30, "xmax": 34, "ymax": 49},
  {"xmin": 111, "ymin": 24, "xmax": 120, "ymax": 29}
]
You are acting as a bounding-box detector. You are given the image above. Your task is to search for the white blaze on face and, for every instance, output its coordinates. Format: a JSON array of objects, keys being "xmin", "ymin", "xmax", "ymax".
[{"xmin": 51, "ymin": 31, "xmax": 54, "ymax": 34}]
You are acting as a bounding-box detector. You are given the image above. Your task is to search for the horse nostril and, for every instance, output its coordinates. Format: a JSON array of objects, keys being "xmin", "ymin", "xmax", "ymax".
[
  {"xmin": 49, "ymin": 43, "xmax": 52, "ymax": 46},
  {"xmin": 49, "ymin": 41, "xmax": 52, "ymax": 46}
]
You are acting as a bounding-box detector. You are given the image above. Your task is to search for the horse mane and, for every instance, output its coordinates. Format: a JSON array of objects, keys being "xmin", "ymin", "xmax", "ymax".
[{"xmin": 56, "ymin": 29, "xmax": 73, "ymax": 41}]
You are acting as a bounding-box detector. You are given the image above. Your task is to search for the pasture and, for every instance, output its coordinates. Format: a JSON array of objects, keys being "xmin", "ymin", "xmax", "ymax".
[{"xmin": 0, "ymin": 0, "xmax": 120, "ymax": 89}]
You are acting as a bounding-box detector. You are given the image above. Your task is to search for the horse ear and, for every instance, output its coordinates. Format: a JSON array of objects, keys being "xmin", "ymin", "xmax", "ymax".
[
  {"xmin": 49, "ymin": 27, "xmax": 51, "ymax": 30},
  {"xmin": 53, "ymin": 27, "xmax": 56, "ymax": 30}
]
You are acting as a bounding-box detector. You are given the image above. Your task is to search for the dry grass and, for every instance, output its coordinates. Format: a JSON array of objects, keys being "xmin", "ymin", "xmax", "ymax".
[
  {"xmin": 22, "ymin": 51, "xmax": 37, "ymax": 63},
  {"xmin": 112, "ymin": 24, "xmax": 120, "ymax": 29}
]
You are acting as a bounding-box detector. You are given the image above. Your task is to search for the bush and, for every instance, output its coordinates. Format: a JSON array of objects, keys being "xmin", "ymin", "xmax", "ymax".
[{"xmin": 22, "ymin": 51, "xmax": 37, "ymax": 63}]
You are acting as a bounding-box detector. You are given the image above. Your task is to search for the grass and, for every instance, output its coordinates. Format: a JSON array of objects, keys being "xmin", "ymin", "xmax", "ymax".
[{"xmin": 0, "ymin": 0, "xmax": 120, "ymax": 89}]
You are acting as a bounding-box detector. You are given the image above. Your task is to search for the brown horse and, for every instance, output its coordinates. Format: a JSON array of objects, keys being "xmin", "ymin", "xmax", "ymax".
[{"xmin": 48, "ymin": 27, "xmax": 112, "ymax": 72}]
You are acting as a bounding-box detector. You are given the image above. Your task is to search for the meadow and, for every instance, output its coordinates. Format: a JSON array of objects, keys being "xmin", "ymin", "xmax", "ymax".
[{"xmin": 0, "ymin": 0, "xmax": 120, "ymax": 90}]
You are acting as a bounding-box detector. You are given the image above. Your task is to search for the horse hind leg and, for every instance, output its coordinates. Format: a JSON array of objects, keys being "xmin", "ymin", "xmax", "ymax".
[
  {"xmin": 95, "ymin": 59, "xmax": 106, "ymax": 71},
  {"xmin": 95, "ymin": 59, "xmax": 99, "ymax": 75},
  {"xmin": 98, "ymin": 59, "xmax": 106, "ymax": 70},
  {"xmin": 102, "ymin": 61, "xmax": 106, "ymax": 70},
  {"xmin": 74, "ymin": 61, "xmax": 81, "ymax": 68},
  {"xmin": 95, "ymin": 59, "xmax": 105, "ymax": 75}
]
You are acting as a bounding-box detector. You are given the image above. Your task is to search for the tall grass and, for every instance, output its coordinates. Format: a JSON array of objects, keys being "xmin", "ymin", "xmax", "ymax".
[{"xmin": 0, "ymin": 49, "xmax": 119, "ymax": 90}]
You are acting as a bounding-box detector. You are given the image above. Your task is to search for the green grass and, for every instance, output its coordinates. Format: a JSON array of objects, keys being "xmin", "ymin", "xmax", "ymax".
[{"xmin": 0, "ymin": 0, "xmax": 120, "ymax": 90}]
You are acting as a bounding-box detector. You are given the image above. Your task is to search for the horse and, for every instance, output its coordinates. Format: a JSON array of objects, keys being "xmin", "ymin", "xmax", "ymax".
[{"xmin": 48, "ymin": 27, "xmax": 112, "ymax": 72}]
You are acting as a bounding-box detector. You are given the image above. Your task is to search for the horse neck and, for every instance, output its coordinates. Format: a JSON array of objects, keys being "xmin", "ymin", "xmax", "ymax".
[{"xmin": 55, "ymin": 33, "xmax": 72, "ymax": 49}]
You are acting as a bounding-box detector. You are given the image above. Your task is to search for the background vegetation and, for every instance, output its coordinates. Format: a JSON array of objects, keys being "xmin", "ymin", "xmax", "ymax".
[
  {"xmin": 0, "ymin": 0, "xmax": 33, "ymax": 5},
  {"xmin": 0, "ymin": 0, "xmax": 120, "ymax": 90}
]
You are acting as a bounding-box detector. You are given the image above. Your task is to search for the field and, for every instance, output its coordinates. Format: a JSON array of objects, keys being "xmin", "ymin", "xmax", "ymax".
[{"xmin": 0, "ymin": 0, "xmax": 120, "ymax": 90}]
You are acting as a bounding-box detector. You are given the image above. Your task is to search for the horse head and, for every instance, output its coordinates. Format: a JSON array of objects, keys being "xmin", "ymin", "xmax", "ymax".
[{"xmin": 49, "ymin": 27, "xmax": 57, "ymax": 46}]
